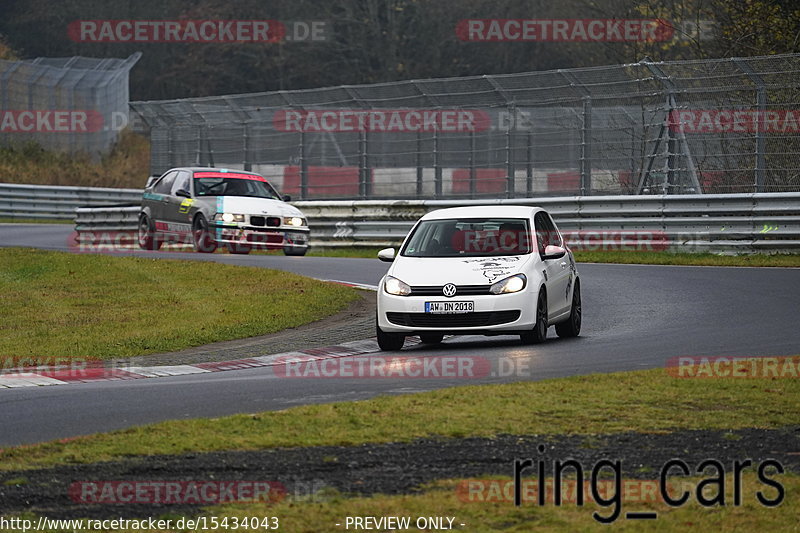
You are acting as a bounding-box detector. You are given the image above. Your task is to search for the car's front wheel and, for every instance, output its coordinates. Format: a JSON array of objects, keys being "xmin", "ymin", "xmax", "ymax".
[
  {"xmin": 227, "ymin": 242, "xmax": 251, "ymax": 255},
  {"xmin": 192, "ymin": 215, "xmax": 217, "ymax": 253},
  {"xmin": 376, "ymin": 319, "xmax": 405, "ymax": 351},
  {"xmin": 138, "ymin": 214, "xmax": 162, "ymax": 251},
  {"xmin": 556, "ymin": 280, "xmax": 581, "ymax": 338},
  {"xmin": 419, "ymin": 333, "xmax": 444, "ymax": 344},
  {"xmin": 283, "ymin": 245, "xmax": 308, "ymax": 256},
  {"xmin": 520, "ymin": 289, "xmax": 547, "ymax": 344}
]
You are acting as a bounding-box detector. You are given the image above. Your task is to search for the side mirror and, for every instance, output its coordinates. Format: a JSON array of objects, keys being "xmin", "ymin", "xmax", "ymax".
[
  {"xmin": 282, "ymin": 194, "xmax": 292, "ymax": 202},
  {"xmin": 542, "ymin": 245, "xmax": 566, "ymax": 260},
  {"xmin": 175, "ymin": 189, "xmax": 191, "ymax": 198},
  {"xmin": 377, "ymin": 248, "xmax": 396, "ymax": 262}
]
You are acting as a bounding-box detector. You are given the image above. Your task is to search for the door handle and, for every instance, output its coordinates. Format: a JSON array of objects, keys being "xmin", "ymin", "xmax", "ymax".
[{"xmin": 560, "ymin": 262, "xmax": 567, "ymax": 268}]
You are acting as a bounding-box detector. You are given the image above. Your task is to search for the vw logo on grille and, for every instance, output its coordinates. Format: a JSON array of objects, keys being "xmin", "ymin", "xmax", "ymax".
[{"xmin": 442, "ymin": 283, "xmax": 457, "ymax": 297}]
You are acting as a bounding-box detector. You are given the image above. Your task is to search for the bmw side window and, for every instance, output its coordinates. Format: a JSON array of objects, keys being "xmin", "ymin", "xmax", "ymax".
[
  {"xmin": 171, "ymin": 171, "xmax": 191, "ymax": 196},
  {"xmin": 153, "ymin": 171, "xmax": 177, "ymax": 194}
]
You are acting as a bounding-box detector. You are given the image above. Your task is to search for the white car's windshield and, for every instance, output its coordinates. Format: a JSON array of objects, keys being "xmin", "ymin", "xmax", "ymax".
[
  {"xmin": 194, "ymin": 175, "xmax": 281, "ymax": 200},
  {"xmin": 401, "ymin": 218, "xmax": 532, "ymax": 257}
]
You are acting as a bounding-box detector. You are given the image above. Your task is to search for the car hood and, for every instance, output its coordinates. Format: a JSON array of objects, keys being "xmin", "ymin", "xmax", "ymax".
[
  {"xmin": 211, "ymin": 196, "xmax": 304, "ymax": 217},
  {"xmin": 389, "ymin": 254, "xmax": 534, "ymax": 285}
]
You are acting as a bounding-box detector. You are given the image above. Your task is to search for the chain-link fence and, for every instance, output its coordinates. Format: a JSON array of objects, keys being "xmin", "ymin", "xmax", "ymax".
[
  {"xmin": 130, "ymin": 53, "xmax": 800, "ymax": 199},
  {"xmin": 0, "ymin": 53, "xmax": 140, "ymax": 157}
]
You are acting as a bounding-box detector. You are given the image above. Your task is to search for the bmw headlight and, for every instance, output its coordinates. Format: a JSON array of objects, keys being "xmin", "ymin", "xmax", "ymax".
[
  {"xmin": 384, "ymin": 275, "xmax": 411, "ymax": 296},
  {"xmin": 216, "ymin": 213, "xmax": 245, "ymax": 222},
  {"xmin": 490, "ymin": 274, "xmax": 527, "ymax": 295},
  {"xmin": 284, "ymin": 216, "xmax": 306, "ymax": 227}
]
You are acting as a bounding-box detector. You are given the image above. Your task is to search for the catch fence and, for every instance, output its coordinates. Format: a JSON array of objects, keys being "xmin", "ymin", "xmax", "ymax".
[{"xmin": 129, "ymin": 53, "xmax": 800, "ymax": 200}]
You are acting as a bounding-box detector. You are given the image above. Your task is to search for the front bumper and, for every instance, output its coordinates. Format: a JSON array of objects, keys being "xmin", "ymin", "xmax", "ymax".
[
  {"xmin": 212, "ymin": 223, "xmax": 310, "ymax": 249},
  {"xmin": 377, "ymin": 286, "xmax": 537, "ymax": 335}
]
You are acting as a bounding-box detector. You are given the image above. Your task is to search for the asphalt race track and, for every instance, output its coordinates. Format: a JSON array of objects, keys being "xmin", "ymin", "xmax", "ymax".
[{"xmin": 1, "ymin": 224, "xmax": 799, "ymax": 446}]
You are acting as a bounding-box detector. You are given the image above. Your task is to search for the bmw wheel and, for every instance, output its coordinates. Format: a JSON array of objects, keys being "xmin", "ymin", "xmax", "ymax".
[
  {"xmin": 227, "ymin": 242, "xmax": 251, "ymax": 255},
  {"xmin": 192, "ymin": 214, "xmax": 217, "ymax": 253},
  {"xmin": 138, "ymin": 214, "xmax": 162, "ymax": 251}
]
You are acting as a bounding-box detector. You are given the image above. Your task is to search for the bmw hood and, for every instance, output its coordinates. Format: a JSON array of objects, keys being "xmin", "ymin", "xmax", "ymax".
[
  {"xmin": 214, "ymin": 196, "xmax": 304, "ymax": 217},
  {"xmin": 389, "ymin": 255, "xmax": 533, "ymax": 285}
]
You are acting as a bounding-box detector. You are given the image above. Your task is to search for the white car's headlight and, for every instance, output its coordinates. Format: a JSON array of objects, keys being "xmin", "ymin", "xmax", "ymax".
[
  {"xmin": 490, "ymin": 273, "xmax": 527, "ymax": 295},
  {"xmin": 216, "ymin": 213, "xmax": 245, "ymax": 222},
  {"xmin": 284, "ymin": 216, "xmax": 306, "ymax": 227},
  {"xmin": 384, "ymin": 275, "xmax": 411, "ymax": 296}
]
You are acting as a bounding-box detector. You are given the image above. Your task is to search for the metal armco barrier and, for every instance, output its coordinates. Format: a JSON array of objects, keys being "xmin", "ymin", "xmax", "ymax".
[
  {"xmin": 294, "ymin": 194, "xmax": 800, "ymax": 253},
  {"xmin": 0, "ymin": 183, "xmax": 142, "ymax": 220},
  {"xmin": 2, "ymin": 184, "xmax": 797, "ymax": 253}
]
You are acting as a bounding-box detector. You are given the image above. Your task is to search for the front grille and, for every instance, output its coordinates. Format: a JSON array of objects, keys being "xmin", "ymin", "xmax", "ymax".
[
  {"xmin": 386, "ymin": 310, "xmax": 520, "ymax": 328},
  {"xmin": 248, "ymin": 216, "xmax": 281, "ymax": 227},
  {"xmin": 409, "ymin": 284, "xmax": 492, "ymax": 296},
  {"xmin": 245, "ymin": 232, "xmax": 283, "ymax": 244}
]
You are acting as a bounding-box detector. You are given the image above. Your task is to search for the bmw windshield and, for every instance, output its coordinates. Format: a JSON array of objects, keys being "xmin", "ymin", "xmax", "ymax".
[{"xmin": 193, "ymin": 173, "xmax": 281, "ymax": 200}]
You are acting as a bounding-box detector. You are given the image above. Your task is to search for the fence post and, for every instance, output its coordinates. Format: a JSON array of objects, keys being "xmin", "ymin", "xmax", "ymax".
[
  {"xmin": 732, "ymin": 58, "xmax": 767, "ymax": 193},
  {"xmin": 526, "ymin": 131, "xmax": 534, "ymax": 197},
  {"xmin": 300, "ymin": 132, "xmax": 308, "ymax": 200},
  {"xmin": 167, "ymin": 127, "xmax": 174, "ymax": 169},
  {"xmin": 506, "ymin": 105, "xmax": 516, "ymax": 198},
  {"xmin": 196, "ymin": 126, "xmax": 203, "ymax": 166},
  {"xmin": 416, "ymin": 132, "xmax": 423, "ymax": 198},
  {"xmin": 580, "ymin": 96, "xmax": 593, "ymax": 196},
  {"xmin": 433, "ymin": 130, "xmax": 442, "ymax": 199},
  {"xmin": 469, "ymin": 131, "xmax": 476, "ymax": 199},
  {"xmin": 364, "ymin": 131, "xmax": 372, "ymax": 198},
  {"xmin": 243, "ymin": 122, "xmax": 252, "ymax": 171},
  {"xmin": 359, "ymin": 130, "xmax": 368, "ymax": 199},
  {"xmin": 666, "ymin": 95, "xmax": 676, "ymax": 194}
]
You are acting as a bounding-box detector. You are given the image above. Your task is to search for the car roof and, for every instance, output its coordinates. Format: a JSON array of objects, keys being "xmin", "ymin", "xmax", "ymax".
[
  {"xmin": 420, "ymin": 205, "xmax": 544, "ymax": 220},
  {"xmin": 165, "ymin": 167, "xmax": 263, "ymax": 176}
]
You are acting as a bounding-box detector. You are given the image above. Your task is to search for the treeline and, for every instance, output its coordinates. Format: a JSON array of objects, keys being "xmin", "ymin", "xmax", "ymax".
[{"xmin": 0, "ymin": 0, "xmax": 798, "ymax": 101}]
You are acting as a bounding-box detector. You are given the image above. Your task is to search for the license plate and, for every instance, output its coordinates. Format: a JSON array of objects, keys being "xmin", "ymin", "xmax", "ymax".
[{"xmin": 424, "ymin": 301, "xmax": 474, "ymax": 314}]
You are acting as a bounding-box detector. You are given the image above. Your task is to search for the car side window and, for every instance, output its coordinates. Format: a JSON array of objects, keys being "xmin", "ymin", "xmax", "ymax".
[
  {"xmin": 544, "ymin": 214, "xmax": 563, "ymax": 247},
  {"xmin": 153, "ymin": 171, "xmax": 177, "ymax": 194},
  {"xmin": 171, "ymin": 171, "xmax": 192, "ymax": 196},
  {"xmin": 533, "ymin": 212, "xmax": 548, "ymax": 255}
]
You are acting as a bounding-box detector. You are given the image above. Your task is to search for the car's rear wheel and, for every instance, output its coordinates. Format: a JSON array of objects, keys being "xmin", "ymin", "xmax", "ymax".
[
  {"xmin": 227, "ymin": 242, "xmax": 251, "ymax": 255},
  {"xmin": 419, "ymin": 333, "xmax": 444, "ymax": 344},
  {"xmin": 138, "ymin": 214, "xmax": 161, "ymax": 251},
  {"xmin": 376, "ymin": 318, "xmax": 405, "ymax": 351},
  {"xmin": 192, "ymin": 214, "xmax": 217, "ymax": 253},
  {"xmin": 556, "ymin": 280, "xmax": 581, "ymax": 338},
  {"xmin": 520, "ymin": 289, "xmax": 547, "ymax": 344},
  {"xmin": 284, "ymin": 245, "xmax": 308, "ymax": 256}
]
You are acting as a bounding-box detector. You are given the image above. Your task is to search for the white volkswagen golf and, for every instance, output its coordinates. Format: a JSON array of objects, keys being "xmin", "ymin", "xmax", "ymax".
[{"xmin": 376, "ymin": 206, "xmax": 581, "ymax": 350}]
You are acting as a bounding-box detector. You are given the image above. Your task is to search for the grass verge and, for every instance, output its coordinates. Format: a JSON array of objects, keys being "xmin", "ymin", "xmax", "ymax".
[
  {"xmin": 1, "ymin": 365, "xmax": 797, "ymax": 471},
  {"xmin": 0, "ymin": 248, "xmax": 358, "ymax": 363},
  {"xmin": 261, "ymin": 247, "xmax": 800, "ymax": 266},
  {"xmin": 0, "ymin": 131, "xmax": 149, "ymax": 189},
  {"xmin": 211, "ymin": 473, "xmax": 798, "ymax": 532},
  {"xmin": 572, "ymin": 250, "xmax": 800, "ymax": 267}
]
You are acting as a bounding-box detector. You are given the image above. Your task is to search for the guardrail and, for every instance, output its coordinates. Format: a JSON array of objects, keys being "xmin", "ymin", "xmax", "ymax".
[
  {"xmin": 294, "ymin": 195, "xmax": 800, "ymax": 253},
  {"xmin": 0, "ymin": 183, "xmax": 142, "ymax": 220},
  {"xmin": 1, "ymin": 184, "xmax": 797, "ymax": 253}
]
